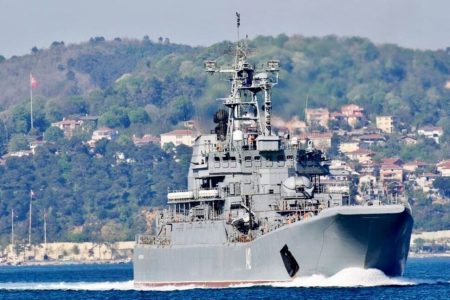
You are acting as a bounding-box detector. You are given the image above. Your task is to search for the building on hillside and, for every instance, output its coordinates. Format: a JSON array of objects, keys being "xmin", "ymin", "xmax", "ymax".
[
  {"xmin": 132, "ymin": 134, "xmax": 160, "ymax": 147},
  {"xmin": 346, "ymin": 148, "xmax": 374, "ymax": 163},
  {"xmin": 305, "ymin": 108, "xmax": 330, "ymax": 129},
  {"xmin": 359, "ymin": 134, "xmax": 386, "ymax": 147},
  {"xmin": 78, "ymin": 115, "xmax": 99, "ymax": 130},
  {"xmin": 329, "ymin": 159, "xmax": 355, "ymax": 172},
  {"xmin": 51, "ymin": 115, "xmax": 99, "ymax": 138},
  {"xmin": 330, "ymin": 111, "xmax": 345, "ymax": 122},
  {"xmin": 414, "ymin": 173, "xmax": 439, "ymax": 194},
  {"xmin": 87, "ymin": 127, "xmax": 118, "ymax": 147},
  {"xmin": 381, "ymin": 157, "xmax": 403, "ymax": 166},
  {"xmin": 272, "ymin": 116, "xmax": 307, "ymax": 134},
  {"xmin": 380, "ymin": 164, "xmax": 404, "ymax": 186},
  {"xmin": 418, "ymin": 126, "xmax": 444, "ymax": 144},
  {"xmin": 403, "ymin": 160, "xmax": 428, "ymax": 173},
  {"xmin": 29, "ymin": 140, "xmax": 46, "ymax": 154},
  {"xmin": 51, "ymin": 118, "xmax": 83, "ymax": 138},
  {"xmin": 437, "ymin": 160, "xmax": 450, "ymax": 177},
  {"xmin": 4, "ymin": 150, "xmax": 33, "ymax": 158},
  {"xmin": 401, "ymin": 135, "xmax": 418, "ymax": 145},
  {"xmin": 298, "ymin": 132, "xmax": 332, "ymax": 151},
  {"xmin": 160, "ymin": 129, "xmax": 198, "ymax": 147},
  {"xmin": 341, "ymin": 104, "xmax": 365, "ymax": 127},
  {"xmin": 339, "ymin": 141, "xmax": 360, "ymax": 154},
  {"xmin": 184, "ymin": 120, "xmax": 196, "ymax": 129},
  {"xmin": 376, "ymin": 116, "xmax": 396, "ymax": 134},
  {"xmin": 359, "ymin": 161, "xmax": 378, "ymax": 176}
]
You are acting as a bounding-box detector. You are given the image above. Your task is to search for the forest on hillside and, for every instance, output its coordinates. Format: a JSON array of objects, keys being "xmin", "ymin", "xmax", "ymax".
[
  {"xmin": 1, "ymin": 34, "xmax": 450, "ymax": 139},
  {"xmin": 1, "ymin": 35, "xmax": 450, "ymax": 244}
]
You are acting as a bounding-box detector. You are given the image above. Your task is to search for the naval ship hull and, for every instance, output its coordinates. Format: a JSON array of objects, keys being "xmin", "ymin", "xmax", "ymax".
[{"xmin": 133, "ymin": 204, "xmax": 413, "ymax": 287}]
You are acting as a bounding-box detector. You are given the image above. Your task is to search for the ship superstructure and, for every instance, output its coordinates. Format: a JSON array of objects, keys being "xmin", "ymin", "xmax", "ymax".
[{"xmin": 134, "ymin": 16, "xmax": 413, "ymax": 287}]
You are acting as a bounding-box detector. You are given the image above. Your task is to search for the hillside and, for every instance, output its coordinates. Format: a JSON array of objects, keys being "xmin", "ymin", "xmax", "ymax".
[
  {"xmin": 2, "ymin": 35, "xmax": 450, "ymax": 137},
  {"xmin": 1, "ymin": 34, "xmax": 450, "ymax": 245}
]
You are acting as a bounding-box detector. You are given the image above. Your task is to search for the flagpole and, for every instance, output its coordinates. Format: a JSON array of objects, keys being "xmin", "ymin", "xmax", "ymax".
[
  {"xmin": 28, "ymin": 191, "xmax": 32, "ymax": 246},
  {"xmin": 44, "ymin": 209, "xmax": 47, "ymax": 250},
  {"xmin": 30, "ymin": 74, "xmax": 34, "ymax": 130},
  {"xmin": 11, "ymin": 209, "xmax": 14, "ymax": 246}
]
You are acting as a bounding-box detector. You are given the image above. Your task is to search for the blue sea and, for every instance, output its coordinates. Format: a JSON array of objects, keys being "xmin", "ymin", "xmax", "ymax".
[{"xmin": 0, "ymin": 257, "xmax": 449, "ymax": 299}]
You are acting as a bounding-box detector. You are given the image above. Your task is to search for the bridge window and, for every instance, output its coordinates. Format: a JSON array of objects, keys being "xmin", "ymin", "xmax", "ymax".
[
  {"xmin": 245, "ymin": 156, "xmax": 252, "ymax": 167},
  {"xmin": 230, "ymin": 157, "xmax": 237, "ymax": 168},
  {"xmin": 214, "ymin": 156, "xmax": 220, "ymax": 168}
]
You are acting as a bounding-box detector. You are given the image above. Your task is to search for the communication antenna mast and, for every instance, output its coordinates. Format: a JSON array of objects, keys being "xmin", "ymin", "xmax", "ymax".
[{"xmin": 236, "ymin": 12, "xmax": 240, "ymax": 44}]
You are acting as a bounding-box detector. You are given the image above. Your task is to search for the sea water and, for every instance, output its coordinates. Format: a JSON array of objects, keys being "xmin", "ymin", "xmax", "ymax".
[{"xmin": 0, "ymin": 257, "xmax": 449, "ymax": 299}]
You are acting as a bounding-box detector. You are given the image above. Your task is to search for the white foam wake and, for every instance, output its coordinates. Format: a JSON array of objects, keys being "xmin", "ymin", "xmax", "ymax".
[
  {"xmin": 268, "ymin": 267, "xmax": 417, "ymax": 288},
  {"xmin": 0, "ymin": 268, "xmax": 426, "ymax": 291}
]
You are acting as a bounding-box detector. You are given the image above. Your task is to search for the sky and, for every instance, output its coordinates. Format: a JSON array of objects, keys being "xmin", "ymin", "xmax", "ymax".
[{"xmin": 1, "ymin": 0, "xmax": 449, "ymax": 57}]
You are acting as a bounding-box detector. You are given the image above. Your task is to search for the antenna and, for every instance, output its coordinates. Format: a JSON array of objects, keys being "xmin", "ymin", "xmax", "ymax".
[{"xmin": 236, "ymin": 12, "xmax": 240, "ymax": 44}]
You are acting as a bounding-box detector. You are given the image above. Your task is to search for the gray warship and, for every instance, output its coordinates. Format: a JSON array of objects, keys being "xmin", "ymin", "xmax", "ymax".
[{"xmin": 134, "ymin": 19, "xmax": 413, "ymax": 288}]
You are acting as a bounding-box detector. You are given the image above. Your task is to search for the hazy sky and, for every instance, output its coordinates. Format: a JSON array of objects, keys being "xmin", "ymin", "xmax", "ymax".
[{"xmin": 1, "ymin": 0, "xmax": 449, "ymax": 57}]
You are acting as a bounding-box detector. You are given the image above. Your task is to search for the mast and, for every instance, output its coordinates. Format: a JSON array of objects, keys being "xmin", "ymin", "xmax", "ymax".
[
  {"xmin": 11, "ymin": 209, "xmax": 14, "ymax": 246},
  {"xmin": 44, "ymin": 209, "xmax": 47, "ymax": 250},
  {"xmin": 28, "ymin": 190, "xmax": 33, "ymax": 246},
  {"xmin": 30, "ymin": 74, "xmax": 34, "ymax": 130},
  {"xmin": 204, "ymin": 13, "xmax": 280, "ymax": 150}
]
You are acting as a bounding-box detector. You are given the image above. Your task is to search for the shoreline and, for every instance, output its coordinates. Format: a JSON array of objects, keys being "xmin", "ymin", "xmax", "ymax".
[
  {"xmin": 0, "ymin": 258, "xmax": 132, "ymax": 267},
  {"xmin": 409, "ymin": 253, "xmax": 450, "ymax": 258},
  {"xmin": 2, "ymin": 253, "xmax": 450, "ymax": 268}
]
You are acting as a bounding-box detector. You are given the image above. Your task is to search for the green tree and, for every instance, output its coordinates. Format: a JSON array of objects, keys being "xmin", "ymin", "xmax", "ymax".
[
  {"xmin": 99, "ymin": 106, "xmax": 130, "ymax": 128},
  {"xmin": 8, "ymin": 134, "xmax": 29, "ymax": 152},
  {"xmin": 128, "ymin": 108, "xmax": 150, "ymax": 124},
  {"xmin": 44, "ymin": 126, "xmax": 64, "ymax": 142},
  {"xmin": 433, "ymin": 177, "xmax": 450, "ymax": 197},
  {"xmin": 11, "ymin": 105, "xmax": 30, "ymax": 134}
]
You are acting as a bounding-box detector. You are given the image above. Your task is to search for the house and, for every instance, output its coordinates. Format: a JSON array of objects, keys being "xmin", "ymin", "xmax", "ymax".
[
  {"xmin": 272, "ymin": 116, "xmax": 307, "ymax": 134},
  {"xmin": 381, "ymin": 157, "xmax": 403, "ymax": 166},
  {"xmin": 329, "ymin": 159, "xmax": 355, "ymax": 172},
  {"xmin": 132, "ymin": 134, "xmax": 160, "ymax": 147},
  {"xmin": 4, "ymin": 150, "xmax": 33, "ymax": 158},
  {"xmin": 401, "ymin": 135, "xmax": 418, "ymax": 145},
  {"xmin": 160, "ymin": 129, "xmax": 198, "ymax": 147},
  {"xmin": 415, "ymin": 173, "xmax": 439, "ymax": 194},
  {"xmin": 51, "ymin": 115, "xmax": 99, "ymax": 138},
  {"xmin": 376, "ymin": 116, "xmax": 396, "ymax": 134},
  {"xmin": 437, "ymin": 160, "xmax": 450, "ymax": 177},
  {"xmin": 330, "ymin": 111, "xmax": 345, "ymax": 122},
  {"xmin": 305, "ymin": 108, "xmax": 329, "ymax": 129},
  {"xmin": 341, "ymin": 104, "xmax": 365, "ymax": 127},
  {"xmin": 298, "ymin": 132, "xmax": 332, "ymax": 150},
  {"xmin": 88, "ymin": 127, "xmax": 118, "ymax": 147},
  {"xmin": 359, "ymin": 134, "xmax": 386, "ymax": 146},
  {"xmin": 51, "ymin": 118, "xmax": 83, "ymax": 138},
  {"xmin": 339, "ymin": 141, "xmax": 359, "ymax": 154},
  {"xmin": 403, "ymin": 160, "xmax": 428, "ymax": 173},
  {"xmin": 359, "ymin": 161, "xmax": 378, "ymax": 176},
  {"xmin": 418, "ymin": 126, "xmax": 444, "ymax": 144},
  {"xmin": 183, "ymin": 120, "xmax": 196, "ymax": 129},
  {"xmin": 346, "ymin": 148, "xmax": 374, "ymax": 163},
  {"xmin": 380, "ymin": 164, "xmax": 404, "ymax": 185},
  {"xmin": 29, "ymin": 140, "xmax": 46, "ymax": 154},
  {"xmin": 92, "ymin": 127, "xmax": 117, "ymax": 141}
]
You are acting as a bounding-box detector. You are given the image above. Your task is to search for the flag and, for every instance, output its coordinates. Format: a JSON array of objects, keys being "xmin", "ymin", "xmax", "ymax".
[
  {"xmin": 30, "ymin": 189, "xmax": 36, "ymax": 199},
  {"xmin": 236, "ymin": 12, "xmax": 240, "ymax": 28},
  {"xmin": 30, "ymin": 74, "xmax": 38, "ymax": 89}
]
